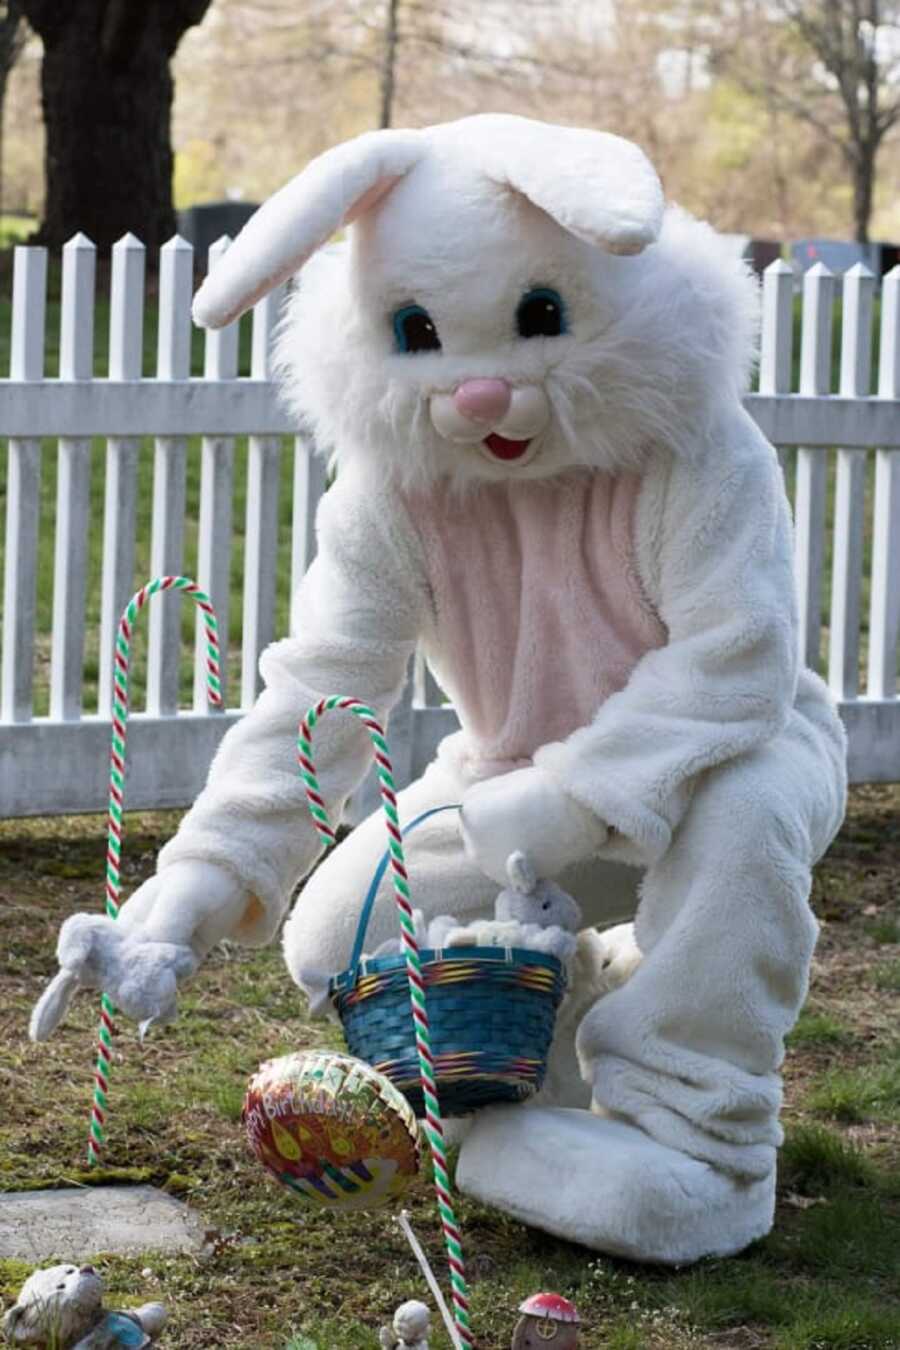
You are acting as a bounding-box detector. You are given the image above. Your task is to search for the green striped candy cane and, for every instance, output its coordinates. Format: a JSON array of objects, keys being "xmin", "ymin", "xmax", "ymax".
[
  {"xmin": 89, "ymin": 576, "xmax": 222, "ymax": 1166},
  {"xmin": 298, "ymin": 696, "xmax": 474, "ymax": 1349}
]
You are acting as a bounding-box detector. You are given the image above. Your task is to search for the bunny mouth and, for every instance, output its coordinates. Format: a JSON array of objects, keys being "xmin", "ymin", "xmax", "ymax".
[{"xmin": 482, "ymin": 432, "xmax": 533, "ymax": 462}]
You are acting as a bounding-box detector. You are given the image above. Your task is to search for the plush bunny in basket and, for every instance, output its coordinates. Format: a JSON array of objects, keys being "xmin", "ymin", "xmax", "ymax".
[{"xmin": 33, "ymin": 113, "xmax": 846, "ymax": 1265}]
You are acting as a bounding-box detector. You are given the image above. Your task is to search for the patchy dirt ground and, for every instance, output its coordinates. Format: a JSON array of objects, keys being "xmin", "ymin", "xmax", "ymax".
[{"xmin": 1, "ymin": 787, "xmax": 898, "ymax": 1349}]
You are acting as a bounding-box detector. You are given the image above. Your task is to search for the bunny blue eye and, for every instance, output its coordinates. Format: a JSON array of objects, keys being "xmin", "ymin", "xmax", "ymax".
[
  {"xmin": 517, "ymin": 287, "xmax": 567, "ymax": 338},
  {"xmin": 393, "ymin": 304, "xmax": 441, "ymax": 353}
]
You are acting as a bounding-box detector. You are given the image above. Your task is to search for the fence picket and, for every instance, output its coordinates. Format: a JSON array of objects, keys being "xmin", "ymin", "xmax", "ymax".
[
  {"xmin": 1, "ymin": 246, "xmax": 46, "ymax": 723},
  {"xmin": 194, "ymin": 237, "xmax": 239, "ymax": 709},
  {"xmin": 828, "ymin": 263, "xmax": 874, "ymax": 699},
  {"xmin": 867, "ymin": 447, "xmax": 900, "ymax": 700},
  {"xmin": 98, "ymin": 235, "xmax": 145, "ymax": 715},
  {"xmin": 759, "ymin": 259, "xmax": 794, "ymax": 479},
  {"xmin": 867, "ymin": 268, "xmax": 900, "ymax": 702},
  {"xmin": 147, "ymin": 237, "xmax": 192, "ymax": 715},
  {"xmin": 759, "ymin": 259, "xmax": 793, "ymax": 394},
  {"xmin": 50, "ymin": 234, "xmax": 96, "ymax": 721},
  {"xmin": 879, "ymin": 267, "xmax": 900, "ymax": 400},
  {"xmin": 794, "ymin": 263, "xmax": 834, "ymax": 673}
]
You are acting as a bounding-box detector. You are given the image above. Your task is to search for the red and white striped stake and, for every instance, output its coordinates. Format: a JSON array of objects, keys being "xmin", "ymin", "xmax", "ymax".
[
  {"xmin": 88, "ymin": 576, "xmax": 222, "ymax": 1166},
  {"xmin": 298, "ymin": 696, "xmax": 474, "ymax": 1349}
]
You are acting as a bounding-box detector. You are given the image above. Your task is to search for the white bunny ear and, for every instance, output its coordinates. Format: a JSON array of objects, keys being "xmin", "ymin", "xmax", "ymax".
[
  {"xmin": 192, "ymin": 127, "xmax": 426, "ymax": 329},
  {"xmin": 480, "ymin": 116, "xmax": 663, "ymax": 256},
  {"xmin": 29, "ymin": 969, "xmax": 79, "ymax": 1042},
  {"xmin": 506, "ymin": 850, "xmax": 538, "ymax": 895}
]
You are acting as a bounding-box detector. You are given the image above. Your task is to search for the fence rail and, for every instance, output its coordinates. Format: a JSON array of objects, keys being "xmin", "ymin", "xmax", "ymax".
[{"xmin": 1, "ymin": 238, "xmax": 899, "ymax": 818}]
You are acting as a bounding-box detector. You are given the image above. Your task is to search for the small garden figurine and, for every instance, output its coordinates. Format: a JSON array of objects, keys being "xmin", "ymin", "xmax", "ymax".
[
  {"xmin": 2, "ymin": 1264, "xmax": 166, "ymax": 1348},
  {"xmin": 378, "ymin": 1299, "xmax": 431, "ymax": 1349},
  {"xmin": 511, "ymin": 1293, "xmax": 580, "ymax": 1347}
]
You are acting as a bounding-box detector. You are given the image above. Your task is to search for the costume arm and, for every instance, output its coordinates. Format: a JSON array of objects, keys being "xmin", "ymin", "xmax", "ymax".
[
  {"xmin": 157, "ymin": 468, "xmax": 429, "ymax": 940},
  {"xmin": 534, "ymin": 408, "xmax": 798, "ymax": 865}
]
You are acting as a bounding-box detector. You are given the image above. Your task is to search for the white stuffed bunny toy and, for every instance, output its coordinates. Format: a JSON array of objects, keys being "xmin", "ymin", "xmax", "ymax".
[
  {"xmin": 33, "ymin": 114, "xmax": 847, "ymax": 1265},
  {"xmin": 2, "ymin": 1264, "xmax": 165, "ymax": 1348}
]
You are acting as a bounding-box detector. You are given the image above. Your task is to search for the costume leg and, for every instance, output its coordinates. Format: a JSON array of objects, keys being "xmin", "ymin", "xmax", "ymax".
[
  {"xmin": 282, "ymin": 751, "xmax": 495, "ymax": 1010},
  {"xmin": 458, "ymin": 683, "xmax": 847, "ymax": 1262}
]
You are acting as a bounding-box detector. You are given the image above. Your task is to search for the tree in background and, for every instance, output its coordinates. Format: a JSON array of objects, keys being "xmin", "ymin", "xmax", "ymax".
[
  {"xmin": 715, "ymin": 0, "xmax": 900, "ymax": 243},
  {"xmin": 20, "ymin": 0, "xmax": 213, "ymax": 252},
  {"xmin": 0, "ymin": 0, "xmax": 25, "ymax": 219}
]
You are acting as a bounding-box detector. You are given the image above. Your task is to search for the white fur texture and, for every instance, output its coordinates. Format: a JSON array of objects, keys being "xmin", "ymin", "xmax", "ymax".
[
  {"xmin": 274, "ymin": 196, "xmax": 758, "ymax": 497},
  {"xmin": 195, "ymin": 114, "xmax": 663, "ymax": 332},
  {"xmin": 3, "ymin": 1265, "xmax": 102, "ymax": 1346},
  {"xmin": 456, "ymin": 1108, "xmax": 776, "ymax": 1265}
]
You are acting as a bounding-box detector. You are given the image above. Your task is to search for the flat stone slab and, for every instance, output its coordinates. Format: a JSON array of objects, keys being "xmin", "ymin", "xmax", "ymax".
[{"xmin": 0, "ymin": 1186, "xmax": 207, "ymax": 1260}]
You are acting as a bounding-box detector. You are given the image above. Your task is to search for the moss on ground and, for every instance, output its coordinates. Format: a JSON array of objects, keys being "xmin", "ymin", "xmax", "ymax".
[{"xmin": 1, "ymin": 788, "xmax": 899, "ymax": 1348}]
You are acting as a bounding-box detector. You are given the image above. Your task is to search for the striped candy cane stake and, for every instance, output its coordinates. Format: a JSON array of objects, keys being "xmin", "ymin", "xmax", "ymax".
[
  {"xmin": 88, "ymin": 576, "xmax": 222, "ymax": 1166},
  {"xmin": 298, "ymin": 696, "xmax": 474, "ymax": 1350}
]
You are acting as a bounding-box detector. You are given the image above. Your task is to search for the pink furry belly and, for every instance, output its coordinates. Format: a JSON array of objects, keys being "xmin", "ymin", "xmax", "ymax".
[{"xmin": 402, "ymin": 470, "xmax": 667, "ymax": 765}]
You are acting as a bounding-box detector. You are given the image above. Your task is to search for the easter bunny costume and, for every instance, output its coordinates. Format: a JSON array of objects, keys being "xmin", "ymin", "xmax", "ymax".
[{"xmin": 32, "ymin": 115, "xmax": 846, "ymax": 1264}]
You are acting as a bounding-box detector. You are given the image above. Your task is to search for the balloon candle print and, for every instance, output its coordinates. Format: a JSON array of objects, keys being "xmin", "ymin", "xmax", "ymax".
[{"xmin": 243, "ymin": 1050, "xmax": 420, "ymax": 1212}]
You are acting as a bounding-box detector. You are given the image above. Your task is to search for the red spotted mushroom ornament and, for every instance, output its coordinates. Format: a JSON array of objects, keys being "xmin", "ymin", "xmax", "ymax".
[{"xmin": 511, "ymin": 1293, "xmax": 581, "ymax": 1348}]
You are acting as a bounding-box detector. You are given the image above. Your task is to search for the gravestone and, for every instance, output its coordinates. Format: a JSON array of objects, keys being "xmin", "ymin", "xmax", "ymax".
[
  {"xmin": 791, "ymin": 238, "xmax": 880, "ymax": 277},
  {"xmin": 719, "ymin": 234, "xmax": 783, "ymax": 275},
  {"xmin": 0, "ymin": 1186, "xmax": 206, "ymax": 1260},
  {"xmin": 177, "ymin": 202, "xmax": 259, "ymax": 269}
]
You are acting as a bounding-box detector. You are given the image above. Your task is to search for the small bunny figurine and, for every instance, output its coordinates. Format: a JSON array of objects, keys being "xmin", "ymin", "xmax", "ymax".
[
  {"xmin": 433, "ymin": 851, "xmax": 581, "ymax": 963},
  {"xmin": 378, "ymin": 1299, "xmax": 431, "ymax": 1350}
]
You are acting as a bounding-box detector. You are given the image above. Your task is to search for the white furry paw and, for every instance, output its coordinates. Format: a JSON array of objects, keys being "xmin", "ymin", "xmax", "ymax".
[{"xmin": 460, "ymin": 766, "xmax": 607, "ymax": 884}]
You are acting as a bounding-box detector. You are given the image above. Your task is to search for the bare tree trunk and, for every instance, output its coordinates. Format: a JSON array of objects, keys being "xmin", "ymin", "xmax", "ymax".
[
  {"xmin": 850, "ymin": 142, "xmax": 876, "ymax": 245},
  {"xmin": 379, "ymin": 0, "xmax": 399, "ymax": 129},
  {"xmin": 21, "ymin": 0, "xmax": 212, "ymax": 253},
  {"xmin": 0, "ymin": 0, "xmax": 25, "ymax": 222}
]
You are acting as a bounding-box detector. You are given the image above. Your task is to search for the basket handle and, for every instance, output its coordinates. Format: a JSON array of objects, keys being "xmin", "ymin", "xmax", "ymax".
[{"xmin": 348, "ymin": 803, "xmax": 461, "ymax": 978}]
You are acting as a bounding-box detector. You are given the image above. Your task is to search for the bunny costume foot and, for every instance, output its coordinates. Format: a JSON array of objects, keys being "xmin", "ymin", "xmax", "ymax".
[
  {"xmin": 456, "ymin": 1108, "xmax": 775, "ymax": 1265},
  {"xmin": 34, "ymin": 114, "xmax": 847, "ymax": 1263}
]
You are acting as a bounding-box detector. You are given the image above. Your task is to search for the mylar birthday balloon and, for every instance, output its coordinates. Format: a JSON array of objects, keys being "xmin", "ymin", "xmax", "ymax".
[{"xmin": 242, "ymin": 1050, "xmax": 420, "ymax": 1212}]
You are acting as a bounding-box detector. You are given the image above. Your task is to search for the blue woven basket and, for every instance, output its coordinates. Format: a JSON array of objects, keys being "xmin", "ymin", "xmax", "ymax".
[{"xmin": 329, "ymin": 806, "xmax": 568, "ymax": 1117}]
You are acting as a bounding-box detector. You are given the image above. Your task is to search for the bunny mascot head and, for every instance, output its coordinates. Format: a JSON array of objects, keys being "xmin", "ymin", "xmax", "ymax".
[
  {"xmin": 33, "ymin": 115, "xmax": 846, "ymax": 1266},
  {"xmin": 195, "ymin": 115, "xmax": 755, "ymax": 493}
]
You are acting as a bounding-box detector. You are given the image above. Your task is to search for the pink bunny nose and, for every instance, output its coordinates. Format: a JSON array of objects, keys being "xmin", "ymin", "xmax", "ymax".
[{"xmin": 453, "ymin": 378, "xmax": 512, "ymax": 424}]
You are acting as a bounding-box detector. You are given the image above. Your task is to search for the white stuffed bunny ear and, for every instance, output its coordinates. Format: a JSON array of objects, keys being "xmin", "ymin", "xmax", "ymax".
[
  {"xmin": 482, "ymin": 117, "xmax": 663, "ymax": 256},
  {"xmin": 192, "ymin": 128, "xmax": 426, "ymax": 329},
  {"xmin": 29, "ymin": 969, "xmax": 79, "ymax": 1042}
]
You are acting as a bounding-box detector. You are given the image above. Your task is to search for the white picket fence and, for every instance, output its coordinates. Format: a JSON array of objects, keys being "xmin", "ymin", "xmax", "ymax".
[{"xmin": 0, "ymin": 238, "xmax": 898, "ymax": 818}]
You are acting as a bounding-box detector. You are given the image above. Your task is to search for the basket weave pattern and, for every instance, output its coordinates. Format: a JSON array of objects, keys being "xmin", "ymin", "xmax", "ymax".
[{"xmin": 331, "ymin": 944, "xmax": 567, "ymax": 1116}]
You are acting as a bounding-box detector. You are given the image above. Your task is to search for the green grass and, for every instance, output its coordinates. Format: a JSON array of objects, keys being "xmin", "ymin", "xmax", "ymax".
[
  {"xmin": 808, "ymin": 1052, "xmax": 900, "ymax": 1124},
  {"xmin": 0, "ymin": 214, "xmax": 37, "ymax": 248},
  {"xmin": 787, "ymin": 1008, "xmax": 853, "ymax": 1048},
  {"xmin": 779, "ymin": 1123, "xmax": 877, "ymax": 1193},
  {"xmin": 873, "ymin": 959, "xmax": 900, "ymax": 991},
  {"xmin": 867, "ymin": 916, "xmax": 900, "ymax": 944},
  {"xmin": 1, "ymin": 787, "xmax": 899, "ymax": 1348}
]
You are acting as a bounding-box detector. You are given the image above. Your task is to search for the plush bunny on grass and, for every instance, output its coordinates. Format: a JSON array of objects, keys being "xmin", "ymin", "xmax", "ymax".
[
  {"xmin": 2, "ymin": 1264, "xmax": 165, "ymax": 1348},
  {"xmin": 32, "ymin": 113, "xmax": 847, "ymax": 1264}
]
